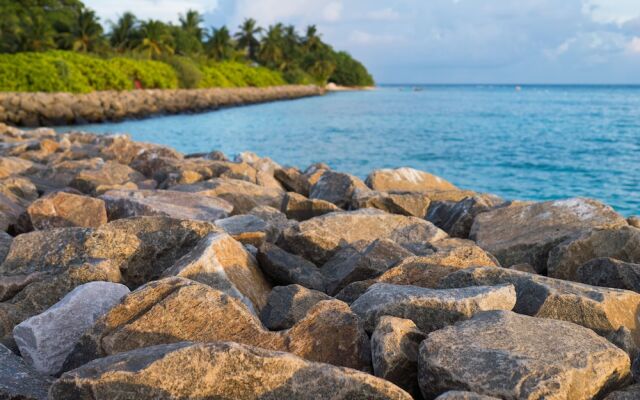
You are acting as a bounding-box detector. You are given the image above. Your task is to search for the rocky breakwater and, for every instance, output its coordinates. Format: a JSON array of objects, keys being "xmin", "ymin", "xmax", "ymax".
[
  {"xmin": 0, "ymin": 123, "xmax": 639, "ymax": 400},
  {"xmin": 0, "ymin": 85, "xmax": 324, "ymax": 127}
]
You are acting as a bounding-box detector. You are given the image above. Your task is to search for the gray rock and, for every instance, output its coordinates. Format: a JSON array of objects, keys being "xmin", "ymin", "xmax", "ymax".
[
  {"xmin": 439, "ymin": 267, "xmax": 640, "ymax": 348},
  {"xmin": 371, "ymin": 316, "xmax": 426, "ymax": 398},
  {"xmin": 215, "ymin": 214, "xmax": 268, "ymax": 247},
  {"xmin": 257, "ymin": 243, "xmax": 325, "ymax": 292},
  {"xmin": 52, "ymin": 341, "xmax": 412, "ymax": 400},
  {"xmin": 27, "ymin": 191, "xmax": 107, "ymax": 229},
  {"xmin": 350, "ymin": 283, "xmax": 516, "ymax": 333},
  {"xmin": 0, "ymin": 231, "xmax": 11, "ymax": 264},
  {"xmin": 322, "ymin": 239, "xmax": 413, "ymax": 295},
  {"xmin": 435, "ymin": 392, "xmax": 500, "ymax": 400},
  {"xmin": 366, "ymin": 167, "xmax": 458, "ymax": 192},
  {"xmin": 418, "ymin": 311, "xmax": 631, "ymax": 399},
  {"xmin": 547, "ymin": 226, "xmax": 640, "ymax": 281},
  {"xmin": 281, "ymin": 191, "xmax": 340, "ymax": 221},
  {"xmin": 70, "ymin": 160, "xmax": 146, "ymax": 195},
  {"xmin": 0, "ymin": 343, "xmax": 52, "ymax": 400},
  {"xmin": 13, "ymin": 281, "xmax": 129, "ymax": 375},
  {"xmin": 100, "ymin": 189, "xmax": 233, "ymax": 222},
  {"xmin": 274, "ymin": 167, "xmax": 310, "ymax": 196},
  {"xmin": 280, "ymin": 209, "xmax": 447, "ymax": 265},
  {"xmin": 470, "ymin": 198, "xmax": 627, "ymax": 273},
  {"xmin": 352, "ymin": 190, "xmax": 432, "ymax": 217},
  {"xmin": 309, "ymin": 171, "xmax": 371, "ymax": 208},
  {"xmin": 249, "ymin": 205, "xmax": 295, "ymax": 243},
  {"xmin": 259, "ymin": 284, "xmax": 332, "ymax": 330},
  {"xmin": 604, "ymin": 384, "xmax": 640, "ymax": 399},
  {"xmin": 426, "ymin": 194, "xmax": 504, "ymax": 238},
  {"xmin": 576, "ymin": 257, "xmax": 640, "ymax": 292}
]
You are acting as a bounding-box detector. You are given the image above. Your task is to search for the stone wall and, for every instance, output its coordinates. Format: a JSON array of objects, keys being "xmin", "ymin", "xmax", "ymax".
[{"xmin": 0, "ymin": 85, "xmax": 324, "ymax": 127}]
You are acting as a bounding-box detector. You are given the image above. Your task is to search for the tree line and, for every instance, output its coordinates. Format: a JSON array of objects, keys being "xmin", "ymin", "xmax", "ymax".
[{"xmin": 0, "ymin": 0, "xmax": 374, "ymax": 86}]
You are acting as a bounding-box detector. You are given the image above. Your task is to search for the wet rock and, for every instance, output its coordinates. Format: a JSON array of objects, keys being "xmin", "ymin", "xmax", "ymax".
[
  {"xmin": 162, "ymin": 233, "xmax": 272, "ymax": 313},
  {"xmin": 575, "ymin": 258, "xmax": 640, "ymax": 292},
  {"xmin": 215, "ymin": 214, "xmax": 268, "ymax": 247},
  {"xmin": 0, "ymin": 231, "xmax": 10, "ymax": 264},
  {"xmin": 366, "ymin": 167, "xmax": 458, "ymax": 192},
  {"xmin": 259, "ymin": 284, "xmax": 332, "ymax": 330},
  {"xmin": 604, "ymin": 384, "xmax": 640, "ymax": 400},
  {"xmin": 548, "ymin": 226, "xmax": 640, "ymax": 281},
  {"xmin": 249, "ymin": 205, "xmax": 295, "ymax": 243},
  {"xmin": 426, "ymin": 194, "xmax": 505, "ymax": 238},
  {"xmin": 281, "ymin": 191, "xmax": 340, "ymax": 221},
  {"xmin": 101, "ymin": 189, "xmax": 233, "ymax": 222},
  {"xmin": 435, "ymin": 392, "xmax": 499, "ymax": 400},
  {"xmin": 309, "ymin": 171, "xmax": 370, "ymax": 208},
  {"xmin": 171, "ymin": 177, "xmax": 285, "ymax": 215},
  {"xmin": 350, "ymin": 283, "xmax": 516, "ymax": 333},
  {"xmin": 371, "ymin": 316, "xmax": 426, "ymax": 398},
  {"xmin": 439, "ymin": 267, "xmax": 640, "ymax": 347},
  {"xmin": 27, "ymin": 192, "xmax": 107, "ymax": 229},
  {"xmin": 280, "ymin": 209, "xmax": 447, "ymax": 265},
  {"xmin": 13, "ymin": 281, "xmax": 129, "ymax": 375},
  {"xmin": 257, "ymin": 243, "xmax": 325, "ymax": 292},
  {"xmin": 322, "ymin": 239, "xmax": 413, "ymax": 295},
  {"xmin": 352, "ymin": 190, "xmax": 432, "ymax": 217},
  {"xmin": 54, "ymin": 341, "xmax": 411, "ymax": 400},
  {"xmin": 70, "ymin": 160, "xmax": 146, "ymax": 195},
  {"xmin": 274, "ymin": 166, "xmax": 311, "ymax": 196},
  {"xmin": 418, "ymin": 310, "xmax": 631, "ymax": 399},
  {"xmin": 470, "ymin": 198, "xmax": 627, "ymax": 273},
  {"xmin": 0, "ymin": 343, "xmax": 52, "ymax": 400}
]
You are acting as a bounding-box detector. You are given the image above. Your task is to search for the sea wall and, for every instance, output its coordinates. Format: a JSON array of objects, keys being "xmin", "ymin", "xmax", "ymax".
[{"xmin": 0, "ymin": 85, "xmax": 324, "ymax": 127}]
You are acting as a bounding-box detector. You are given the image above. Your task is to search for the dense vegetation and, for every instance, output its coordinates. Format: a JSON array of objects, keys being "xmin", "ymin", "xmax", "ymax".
[{"xmin": 0, "ymin": 0, "xmax": 374, "ymax": 92}]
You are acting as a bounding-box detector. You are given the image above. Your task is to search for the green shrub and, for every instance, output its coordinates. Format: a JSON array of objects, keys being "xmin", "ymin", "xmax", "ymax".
[
  {"xmin": 108, "ymin": 58, "xmax": 178, "ymax": 89},
  {"xmin": 161, "ymin": 56, "xmax": 203, "ymax": 89}
]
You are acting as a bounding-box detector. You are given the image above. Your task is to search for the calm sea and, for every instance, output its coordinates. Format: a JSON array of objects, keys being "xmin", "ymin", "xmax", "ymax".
[{"xmin": 60, "ymin": 85, "xmax": 640, "ymax": 215}]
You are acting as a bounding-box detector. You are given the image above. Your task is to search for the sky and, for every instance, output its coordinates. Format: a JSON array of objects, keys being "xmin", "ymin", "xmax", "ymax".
[{"xmin": 83, "ymin": 0, "xmax": 640, "ymax": 84}]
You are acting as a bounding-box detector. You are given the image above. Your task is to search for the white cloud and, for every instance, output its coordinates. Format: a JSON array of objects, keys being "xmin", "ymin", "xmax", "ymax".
[
  {"xmin": 349, "ymin": 30, "xmax": 402, "ymax": 45},
  {"xmin": 366, "ymin": 8, "xmax": 400, "ymax": 21},
  {"xmin": 584, "ymin": 0, "xmax": 640, "ymax": 24},
  {"xmin": 322, "ymin": 2, "xmax": 343, "ymax": 22},
  {"xmin": 84, "ymin": 0, "xmax": 217, "ymax": 24},
  {"xmin": 628, "ymin": 36, "xmax": 640, "ymax": 53}
]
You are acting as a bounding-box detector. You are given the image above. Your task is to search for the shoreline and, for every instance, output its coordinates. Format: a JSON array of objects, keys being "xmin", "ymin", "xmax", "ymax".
[{"xmin": 0, "ymin": 85, "xmax": 324, "ymax": 127}]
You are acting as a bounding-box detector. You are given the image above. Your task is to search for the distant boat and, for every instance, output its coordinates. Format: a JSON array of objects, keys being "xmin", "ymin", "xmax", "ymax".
[
  {"xmin": 515, "ymin": 86, "xmax": 522, "ymax": 92},
  {"xmin": 413, "ymin": 87, "xmax": 424, "ymax": 92}
]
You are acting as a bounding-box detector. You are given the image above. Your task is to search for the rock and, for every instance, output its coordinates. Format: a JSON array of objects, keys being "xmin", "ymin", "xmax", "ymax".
[
  {"xmin": 12, "ymin": 282, "xmax": 129, "ymax": 375},
  {"xmin": 249, "ymin": 205, "xmax": 295, "ymax": 243},
  {"xmin": 0, "ymin": 156, "xmax": 37, "ymax": 178},
  {"xmin": 0, "ymin": 343, "xmax": 52, "ymax": 400},
  {"xmin": 259, "ymin": 284, "xmax": 332, "ymax": 330},
  {"xmin": 100, "ymin": 189, "xmax": 233, "ymax": 222},
  {"xmin": 439, "ymin": 267, "xmax": 640, "ymax": 347},
  {"xmin": 53, "ymin": 341, "xmax": 412, "ymax": 400},
  {"xmin": 366, "ymin": 167, "xmax": 458, "ymax": 192},
  {"xmin": 281, "ymin": 191, "xmax": 340, "ymax": 221},
  {"xmin": 322, "ymin": 239, "xmax": 414, "ymax": 295},
  {"xmin": 171, "ymin": 177, "xmax": 285, "ymax": 215},
  {"xmin": 280, "ymin": 209, "xmax": 447, "ymax": 265},
  {"xmin": 470, "ymin": 198, "xmax": 627, "ymax": 273},
  {"xmin": 628, "ymin": 216, "xmax": 640, "ymax": 228},
  {"xmin": 418, "ymin": 310, "xmax": 631, "ymax": 400},
  {"xmin": 70, "ymin": 160, "xmax": 146, "ymax": 195},
  {"xmin": 547, "ymin": 226, "xmax": 640, "ymax": 281},
  {"xmin": 426, "ymin": 194, "xmax": 505, "ymax": 238},
  {"xmin": 0, "ymin": 177, "xmax": 38, "ymax": 232},
  {"xmin": 162, "ymin": 233, "xmax": 272, "ymax": 313},
  {"xmin": 371, "ymin": 316, "xmax": 426, "ymax": 398},
  {"xmin": 352, "ymin": 190, "xmax": 432, "ymax": 217},
  {"xmin": 215, "ymin": 214, "xmax": 268, "ymax": 247},
  {"xmin": 350, "ymin": 283, "xmax": 516, "ymax": 333},
  {"xmin": 274, "ymin": 166, "xmax": 310, "ymax": 196},
  {"xmin": 604, "ymin": 384, "xmax": 640, "ymax": 399},
  {"xmin": 309, "ymin": 171, "xmax": 370, "ymax": 208},
  {"xmin": 0, "ymin": 231, "xmax": 10, "ymax": 264},
  {"xmin": 27, "ymin": 192, "xmax": 107, "ymax": 229},
  {"xmin": 257, "ymin": 243, "xmax": 325, "ymax": 292},
  {"xmin": 576, "ymin": 258, "xmax": 640, "ymax": 292},
  {"xmin": 435, "ymin": 392, "xmax": 500, "ymax": 400},
  {"xmin": 509, "ymin": 263, "xmax": 537, "ymax": 273},
  {"xmin": 63, "ymin": 278, "xmax": 371, "ymax": 372}
]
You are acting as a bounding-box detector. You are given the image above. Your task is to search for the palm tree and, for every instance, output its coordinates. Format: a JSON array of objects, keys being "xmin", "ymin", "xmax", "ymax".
[
  {"xmin": 304, "ymin": 25, "xmax": 321, "ymax": 53},
  {"xmin": 259, "ymin": 23, "xmax": 284, "ymax": 69},
  {"xmin": 179, "ymin": 10, "xmax": 204, "ymax": 41},
  {"xmin": 282, "ymin": 24, "xmax": 301, "ymax": 68},
  {"xmin": 56, "ymin": 6, "xmax": 104, "ymax": 52},
  {"xmin": 15, "ymin": 12, "xmax": 56, "ymax": 52},
  {"xmin": 234, "ymin": 18, "xmax": 262, "ymax": 61},
  {"xmin": 137, "ymin": 20, "xmax": 174, "ymax": 58},
  {"xmin": 108, "ymin": 12, "xmax": 138, "ymax": 52},
  {"xmin": 206, "ymin": 26, "xmax": 233, "ymax": 60}
]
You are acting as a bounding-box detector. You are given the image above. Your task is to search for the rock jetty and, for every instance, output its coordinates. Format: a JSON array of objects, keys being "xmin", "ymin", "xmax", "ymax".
[
  {"xmin": 0, "ymin": 85, "xmax": 324, "ymax": 127},
  {"xmin": 0, "ymin": 122, "xmax": 639, "ymax": 399}
]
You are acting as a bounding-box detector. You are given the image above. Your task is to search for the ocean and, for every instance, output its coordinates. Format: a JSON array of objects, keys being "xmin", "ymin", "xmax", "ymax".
[{"xmin": 59, "ymin": 85, "xmax": 640, "ymax": 215}]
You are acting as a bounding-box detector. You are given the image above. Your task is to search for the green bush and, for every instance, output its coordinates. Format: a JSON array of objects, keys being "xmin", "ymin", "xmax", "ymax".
[
  {"xmin": 160, "ymin": 56, "xmax": 203, "ymax": 89},
  {"xmin": 108, "ymin": 58, "xmax": 178, "ymax": 89}
]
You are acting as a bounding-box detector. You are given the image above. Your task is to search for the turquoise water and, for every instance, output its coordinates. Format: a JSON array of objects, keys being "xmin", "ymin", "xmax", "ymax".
[{"xmin": 61, "ymin": 85, "xmax": 640, "ymax": 215}]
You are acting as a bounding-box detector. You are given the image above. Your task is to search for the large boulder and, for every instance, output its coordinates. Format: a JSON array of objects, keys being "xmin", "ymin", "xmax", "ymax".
[
  {"xmin": 0, "ymin": 343, "xmax": 52, "ymax": 400},
  {"xmin": 575, "ymin": 258, "xmax": 640, "ymax": 292},
  {"xmin": 547, "ymin": 226, "xmax": 640, "ymax": 281},
  {"xmin": 171, "ymin": 177, "xmax": 285, "ymax": 215},
  {"xmin": 162, "ymin": 232, "xmax": 272, "ymax": 313},
  {"xmin": 249, "ymin": 205, "xmax": 295, "ymax": 243},
  {"xmin": 259, "ymin": 284, "xmax": 332, "ymax": 330},
  {"xmin": 418, "ymin": 311, "xmax": 631, "ymax": 399},
  {"xmin": 0, "ymin": 176, "xmax": 38, "ymax": 231},
  {"xmin": 366, "ymin": 167, "xmax": 458, "ymax": 192},
  {"xmin": 440, "ymin": 267, "xmax": 640, "ymax": 348},
  {"xmin": 0, "ymin": 231, "xmax": 11, "ymax": 264},
  {"xmin": 280, "ymin": 209, "xmax": 447, "ymax": 265},
  {"xmin": 70, "ymin": 160, "xmax": 146, "ymax": 195},
  {"xmin": 309, "ymin": 171, "xmax": 370, "ymax": 208},
  {"xmin": 27, "ymin": 191, "xmax": 107, "ymax": 229},
  {"xmin": 100, "ymin": 189, "xmax": 233, "ymax": 222},
  {"xmin": 274, "ymin": 167, "xmax": 311, "ymax": 196},
  {"xmin": 352, "ymin": 190, "xmax": 432, "ymax": 217},
  {"xmin": 215, "ymin": 214, "xmax": 268, "ymax": 247},
  {"xmin": 470, "ymin": 198, "xmax": 627, "ymax": 272},
  {"xmin": 435, "ymin": 392, "xmax": 499, "ymax": 400},
  {"xmin": 13, "ymin": 281, "xmax": 129, "ymax": 375},
  {"xmin": 371, "ymin": 316, "xmax": 426, "ymax": 398},
  {"xmin": 350, "ymin": 283, "xmax": 516, "ymax": 333},
  {"xmin": 426, "ymin": 194, "xmax": 505, "ymax": 238},
  {"xmin": 53, "ymin": 341, "xmax": 412, "ymax": 400},
  {"xmin": 604, "ymin": 384, "xmax": 640, "ymax": 400},
  {"xmin": 63, "ymin": 278, "xmax": 370, "ymax": 372},
  {"xmin": 281, "ymin": 191, "xmax": 340, "ymax": 221},
  {"xmin": 257, "ymin": 243, "xmax": 325, "ymax": 292}
]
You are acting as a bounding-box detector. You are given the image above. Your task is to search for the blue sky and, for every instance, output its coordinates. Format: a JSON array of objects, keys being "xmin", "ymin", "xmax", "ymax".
[{"xmin": 84, "ymin": 0, "xmax": 640, "ymax": 84}]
